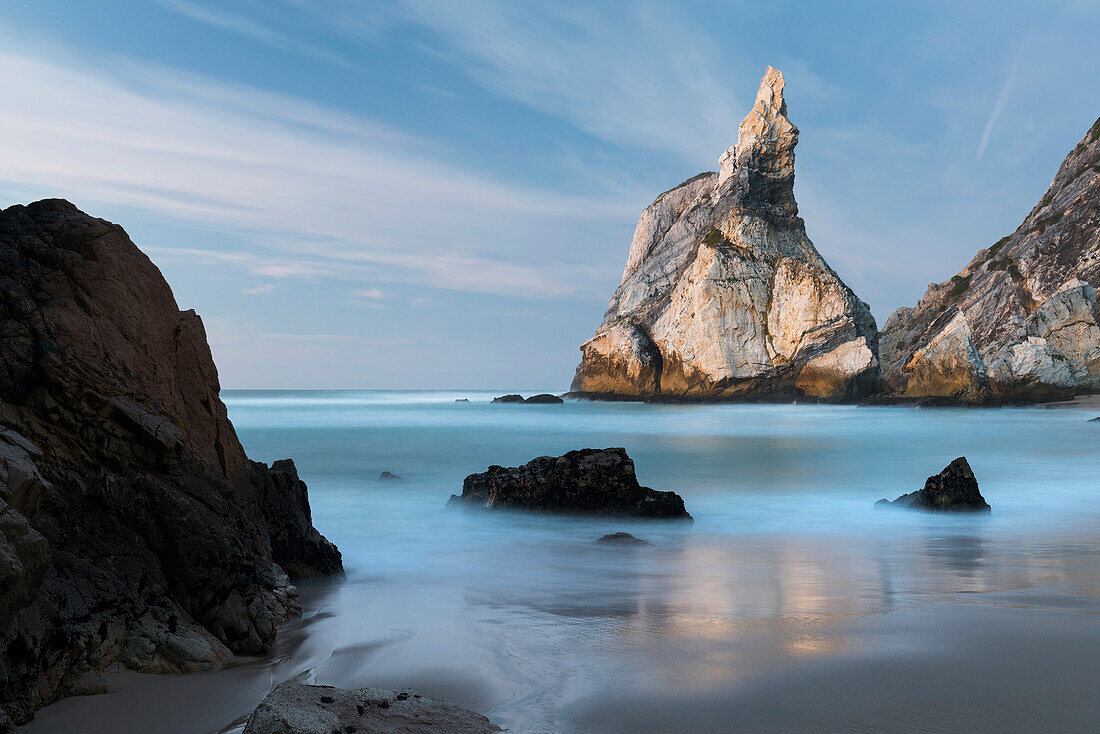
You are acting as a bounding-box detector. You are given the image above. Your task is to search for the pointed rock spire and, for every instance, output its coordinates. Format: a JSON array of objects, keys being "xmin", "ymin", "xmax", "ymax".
[{"xmin": 718, "ymin": 66, "xmax": 799, "ymax": 205}]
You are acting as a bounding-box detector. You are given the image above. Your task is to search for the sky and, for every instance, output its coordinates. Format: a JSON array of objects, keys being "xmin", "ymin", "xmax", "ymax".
[{"xmin": 1, "ymin": 0, "xmax": 1097, "ymax": 389}]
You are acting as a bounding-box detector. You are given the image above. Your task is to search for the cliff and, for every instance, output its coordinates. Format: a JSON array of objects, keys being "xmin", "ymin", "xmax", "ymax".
[
  {"xmin": 571, "ymin": 67, "xmax": 879, "ymax": 401},
  {"xmin": 0, "ymin": 199, "xmax": 342, "ymax": 727},
  {"xmin": 880, "ymin": 117, "xmax": 1100, "ymax": 402}
]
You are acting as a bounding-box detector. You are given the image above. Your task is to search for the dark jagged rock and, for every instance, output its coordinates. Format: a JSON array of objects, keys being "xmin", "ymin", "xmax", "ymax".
[
  {"xmin": 491, "ymin": 394, "xmax": 525, "ymax": 403},
  {"xmin": 571, "ymin": 67, "xmax": 878, "ymax": 402},
  {"xmin": 525, "ymin": 393, "xmax": 564, "ymax": 404},
  {"xmin": 0, "ymin": 199, "xmax": 342, "ymax": 726},
  {"xmin": 876, "ymin": 457, "xmax": 990, "ymax": 512},
  {"xmin": 596, "ymin": 532, "xmax": 650, "ymax": 545},
  {"xmin": 880, "ymin": 116, "xmax": 1100, "ymax": 403},
  {"xmin": 378, "ymin": 471, "xmax": 403, "ymax": 481},
  {"xmin": 448, "ymin": 448, "xmax": 692, "ymax": 520},
  {"xmin": 243, "ymin": 682, "xmax": 500, "ymax": 734}
]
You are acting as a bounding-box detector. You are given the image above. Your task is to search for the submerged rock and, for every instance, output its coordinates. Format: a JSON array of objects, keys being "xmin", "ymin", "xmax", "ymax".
[
  {"xmin": 448, "ymin": 448, "xmax": 692, "ymax": 520},
  {"xmin": 491, "ymin": 394, "xmax": 526, "ymax": 403},
  {"xmin": 596, "ymin": 532, "xmax": 650, "ymax": 545},
  {"xmin": 0, "ymin": 199, "xmax": 342, "ymax": 726},
  {"xmin": 379, "ymin": 471, "xmax": 404, "ymax": 481},
  {"xmin": 571, "ymin": 67, "xmax": 878, "ymax": 402},
  {"xmin": 880, "ymin": 116, "xmax": 1100, "ymax": 403},
  {"xmin": 877, "ymin": 457, "xmax": 990, "ymax": 512},
  {"xmin": 525, "ymin": 393, "xmax": 565, "ymax": 404},
  {"xmin": 243, "ymin": 681, "xmax": 500, "ymax": 734}
]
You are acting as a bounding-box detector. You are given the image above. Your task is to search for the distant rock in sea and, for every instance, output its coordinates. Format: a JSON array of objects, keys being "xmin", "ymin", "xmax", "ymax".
[
  {"xmin": 455, "ymin": 398, "xmax": 470, "ymax": 402},
  {"xmin": 596, "ymin": 532, "xmax": 650, "ymax": 545},
  {"xmin": 0, "ymin": 199, "xmax": 342, "ymax": 726},
  {"xmin": 448, "ymin": 448, "xmax": 692, "ymax": 520},
  {"xmin": 243, "ymin": 681, "xmax": 500, "ymax": 734},
  {"xmin": 379, "ymin": 471, "xmax": 404, "ymax": 481},
  {"xmin": 491, "ymin": 393, "xmax": 565, "ymax": 404},
  {"xmin": 570, "ymin": 66, "xmax": 878, "ymax": 402},
  {"xmin": 879, "ymin": 116, "xmax": 1100, "ymax": 403},
  {"xmin": 876, "ymin": 457, "xmax": 990, "ymax": 512},
  {"xmin": 524, "ymin": 393, "xmax": 565, "ymax": 404},
  {"xmin": 1089, "ymin": 416, "xmax": 1100, "ymax": 422}
]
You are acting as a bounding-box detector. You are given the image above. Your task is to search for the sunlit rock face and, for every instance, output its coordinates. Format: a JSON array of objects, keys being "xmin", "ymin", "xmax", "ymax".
[
  {"xmin": 572, "ymin": 67, "xmax": 878, "ymax": 401},
  {"xmin": 880, "ymin": 117, "xmax": 1100, "ymax": 403}
]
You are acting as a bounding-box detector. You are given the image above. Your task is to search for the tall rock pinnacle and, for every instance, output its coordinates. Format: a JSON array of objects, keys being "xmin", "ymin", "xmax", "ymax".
[{"xmin": 571, "ymin": 67, "xmax": 878, "ymax": 402}]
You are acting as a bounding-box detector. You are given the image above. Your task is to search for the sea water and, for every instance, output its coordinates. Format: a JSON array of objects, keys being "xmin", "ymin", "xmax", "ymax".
[{"xmin": 24, "ymin": 391, "xmax": 1100, "ymax": 733}]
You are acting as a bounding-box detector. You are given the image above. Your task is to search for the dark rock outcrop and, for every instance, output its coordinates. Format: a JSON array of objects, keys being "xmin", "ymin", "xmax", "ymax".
[
  {"xmin": 379, "ymin": 471, "xmax": 403, "ymax": 481},
  {"xmin": 595, "ymin": 532, "xmax": 650, "ymax": 545},
  {"xmin": 0, "ymin": 199, "xmax": 342, "ymax": 726},
  {"xmin": 571, "ymin": 67, "xmax": 878, "ymax": 402},
  {"xmin": 876, "ymin": 457, "xmax": 990, "ymax": 512},
  {"xmin": 880, "ymin": 117, "xmax": 1100, "ymax": 403},
  {"xmin": 524, "ymin": 393, "xmax": 564, "ymax": 404},
  {"xmin": 491, "ymin": 394, "xmax": 525, "ymax": 403},
  {"xmin": 448, "ymin": 448, "xmax": 692, "ymax": 520},
  {"xmin": 243, "ymin": 681, "xmax": 500, "ymax": 734}
]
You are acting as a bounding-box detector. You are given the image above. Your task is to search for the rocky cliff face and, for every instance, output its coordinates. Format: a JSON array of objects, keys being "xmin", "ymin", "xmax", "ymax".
[
  {"xmin": 571, "ymin": 67, "xmax": 878, "ymax": 401},
  {"xmin": 0, "ymin": 199, "xmax": 342, "ymax": 726},
  {"xmin": 880, "ymin": 117, "xmax": 1100, "ymax": 402}
]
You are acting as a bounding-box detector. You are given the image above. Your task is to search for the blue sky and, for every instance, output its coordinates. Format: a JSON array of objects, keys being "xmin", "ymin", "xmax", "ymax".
[{"xmin": 2, "ymin": 1, "xmax": 1097, "ymax": 388}]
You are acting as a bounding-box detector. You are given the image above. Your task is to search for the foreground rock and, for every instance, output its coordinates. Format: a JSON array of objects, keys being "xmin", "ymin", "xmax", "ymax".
[
  {"xmin": 571, "ymin": 67, "xmax": 878, "ymax": 402},
  {"xmin": 243, "ymin": 681, "xmax": 500, "ymax": 734},
  {"xmin": 448, "ymin": 448, "xmax": 691, "ymax": 520},
  {"xmin": 880, "ymin": 117, "xmax": 1100, "ymax": 403},
  {"xmin": 876, "ymin": 457, "xmax": 990, "ymax": 512},
  {"xmin": 0, "ymin": 200, "xmax": 342, "ymax": 726},
  {"xmin": 596, "ymin": 532, "xmax": 650, "ymax": 545}
]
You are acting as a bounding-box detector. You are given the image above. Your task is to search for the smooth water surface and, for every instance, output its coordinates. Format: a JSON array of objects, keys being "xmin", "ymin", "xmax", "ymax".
[{"xmin": 25, "ymin": 391, "xmax": 1100, "ymax": 733}]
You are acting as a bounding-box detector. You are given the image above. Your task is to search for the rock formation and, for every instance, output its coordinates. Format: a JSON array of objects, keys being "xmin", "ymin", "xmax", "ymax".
[
  {"xmin": 876, "ymin": 457, "xmax": 990, "ymax": 512},
  {"xmin": 448, "ymin": 448, "xmax": 691, "ymax": 520},
  {"xmin": 0, "ymin": 199, "xmax": 342, "ymax": 726},
  {"xmin": 243, "ymin": 682, "xmax": 501, "ymax": 734},
  {"xmin": 571, "ymin": 67, "xmax": 878, "ymax": 401},
  {"xmin": 880, "ymin": 117, "xmax": 1100, "ymax": 402},
  {"xmin": 595, "ymin": 532, "xmax": 650, "ymax": 545}
]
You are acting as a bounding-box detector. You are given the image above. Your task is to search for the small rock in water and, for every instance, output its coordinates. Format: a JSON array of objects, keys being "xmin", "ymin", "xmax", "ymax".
[
  {"xmin": 491, "ymin": 394, "xmax": 525, "ymax": 403},
  {"xmin": 455, "ymin": 398, "xmax": 470, "ymax": 402},
  {"xmin": 524, "ymin": 393, "xmax": 564, "ymax": 404},
  {"xmin": 379, "ymin": 471, "xmax": 403, "ymax": 481},
  {"xmin": 876, "ymin": 457, "xmax": 990, "ymax": 512},
  {"xmin": 1089, "ymin": 416, "xmax": 1100, "ymax": 422},
  {"xmin": 448, "ymin": 448, "xmax": 692, "ymax": 520},
  {"xmin": 596, "ymin": 532, "xmax": 649, "ymax": 545}
]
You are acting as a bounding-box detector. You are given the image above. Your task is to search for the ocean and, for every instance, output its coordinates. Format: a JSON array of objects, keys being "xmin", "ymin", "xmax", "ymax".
[{"xmin": 24, "ymin": 391, "xmax": 1100, "ymax": 732}]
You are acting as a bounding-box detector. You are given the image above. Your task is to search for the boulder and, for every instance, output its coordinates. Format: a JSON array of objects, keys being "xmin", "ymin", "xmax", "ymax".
[
  {"xmin": 491, "ymin": 394, "xmax": 525, "ymax": 403},
  {"xmin": 571, "ymin": 67, "xmax": 878, "ymax": 402},
  {"xmin": 0, "ymin": 200, "xmax": 342, "ymax": 725},
  {"xmin": 448, "ymin": 448, "xmax": 692, "ymax": 520},
  {"xmin": 880, "ymin": 116, "xmax": 1100, "ymax": 402},
  {"xmin": 525, "ymin": 393, "xmax": 564, "ymax": 404},
  {"xmin": 876, "ymin": 457, "xmax": 990, "ymax": 512},
  {"xmin": 595, "ymin": 532, "xmax": 650, "ymax": 545},
  {"xmin": 243, "ymin": 681, "xmax": 500, "ymax": 734}
]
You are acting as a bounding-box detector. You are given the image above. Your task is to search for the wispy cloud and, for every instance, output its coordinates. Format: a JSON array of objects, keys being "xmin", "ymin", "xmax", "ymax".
[
  {"xmin": 0, "ymin": 33, "xmax": 637, "ymax": 298},
  {"xmin": 976, "ymin": 45, "xmax": 1024, "ymax": 161},
  {"xmin": 155, "ymin": 0, "xmax": 351, "ymax": 67},
  {"xmin": 353, "ymin": 287, "xmax": 384, "ymax": 300},
  {"xmin": 243, "ymin": 283, "xmax": 276, "ymax": 295}
]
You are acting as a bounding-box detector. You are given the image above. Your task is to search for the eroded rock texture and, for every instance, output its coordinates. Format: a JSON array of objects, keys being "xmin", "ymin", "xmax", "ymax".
[
  {"xmin": 243, "ymin": 682, "xmax": 501, "ymax": 734},
  {"xmin": 0, "ymin": 199, "xmax": 342, "ymax": 726},
  {"xmin": 448, "ymin": 448, "xmax": 691, "ymax": 520},
  {"xmin": 880, "ymin": 117, "xmax": 1100, "ymax": 402},
  {"xmin": 572, "ymin": 67, "xmax": 878, "ymax": 401},
  {"xmin": 877, "ymin": 457, "xmax": 990, "ymax": 513}
]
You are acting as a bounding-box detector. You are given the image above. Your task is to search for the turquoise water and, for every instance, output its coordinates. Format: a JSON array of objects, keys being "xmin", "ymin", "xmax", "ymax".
[
  {"xmin": 223, "ymin": 391, "xmax": 1100, "ymax": 733},
  {"xmin": 24, "ymin": 391, "xmax": 1100, "ymax": 733}
]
